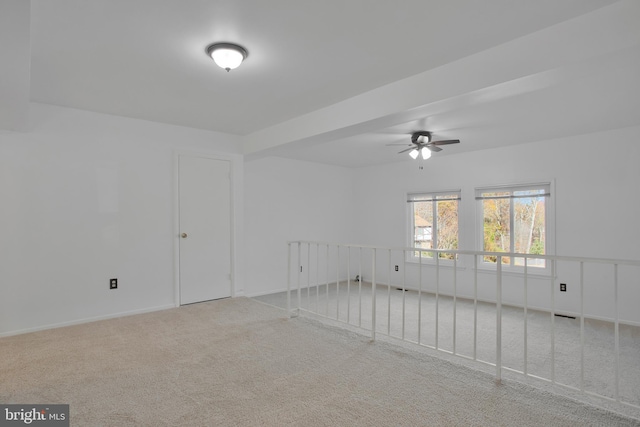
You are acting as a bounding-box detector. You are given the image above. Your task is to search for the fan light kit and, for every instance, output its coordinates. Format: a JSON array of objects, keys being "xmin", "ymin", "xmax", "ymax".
[
  {"xmin": 206, "ymin": 43, "xmax": 248, "ymax": 72},
  {"xmin": 389, "ymin": 131, "xmax": 460, "ymax": 160},
  {"xmin": 409, "ymin": 147, "xmax": 431, "ymax": 160}
]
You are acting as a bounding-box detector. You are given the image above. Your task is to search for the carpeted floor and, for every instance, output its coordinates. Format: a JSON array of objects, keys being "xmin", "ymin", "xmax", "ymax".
[
  {"xmin": 255, "ymin": 282, "xmax": 640, "ymax": 410},
  {"xmin": 2, "ymin": 297, "xmax": 639, "ymax": 426}
]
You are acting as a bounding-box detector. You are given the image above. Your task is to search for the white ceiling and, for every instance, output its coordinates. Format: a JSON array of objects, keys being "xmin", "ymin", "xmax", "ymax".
[{"xmin": 3, "ymin": 0, "xmax": 640, "ymax": 167}]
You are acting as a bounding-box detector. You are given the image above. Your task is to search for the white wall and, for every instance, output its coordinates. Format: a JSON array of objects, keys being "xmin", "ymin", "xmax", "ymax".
[
  {"xmin": 3, "ymin": 103, "xmax": 638, "ymax": 334},
  {"xmin": 351, "ymin": 126, "xmax": 640, "ymax": 323},
  {"xmin": 243, "ymin": 157, "xmax": 355, "ymax": 296},
  {"xmin": 0, "ymin": 0, "xmax": 30, "ymax": 131},
  {"xmin": 244, "ymin": 127, "xmax": 640, "ymax": 324},
  {"xmin": 0, "ymin": 103, "xmax": 243, "ymax": 336}
]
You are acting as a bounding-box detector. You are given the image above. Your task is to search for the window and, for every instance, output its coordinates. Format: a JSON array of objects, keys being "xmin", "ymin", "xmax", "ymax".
[
  {"xmin": 476, "ymin": 183, "xmax": 550, "ymax": 268},
  {"xmin": 408, "ymin": 191, "xmax": 460, "ymax": 260}
]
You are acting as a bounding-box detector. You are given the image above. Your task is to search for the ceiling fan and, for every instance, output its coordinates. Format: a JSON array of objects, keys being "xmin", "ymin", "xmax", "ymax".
[{"xmin": 389, "ymin": 131, "xmax": 460, "ymax": 159}]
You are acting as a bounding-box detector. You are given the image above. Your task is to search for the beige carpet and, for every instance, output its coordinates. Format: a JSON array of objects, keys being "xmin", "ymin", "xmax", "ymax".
[
  {"xmin": 256, "ymin": 282, "xmax": 640, "ymax": 408},
  {"xmin": 1, "ymin": 297, "xmax": 638, "ymax": 426}
]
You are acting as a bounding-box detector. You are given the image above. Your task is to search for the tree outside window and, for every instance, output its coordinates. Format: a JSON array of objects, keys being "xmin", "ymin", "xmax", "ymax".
[
  {"xmin": 477, "ymin": 185, "xmax": 549, "ymax": 268},
  {"xmin": 409, "ymin": 192, "xmax": 460, "ymax": 260}
]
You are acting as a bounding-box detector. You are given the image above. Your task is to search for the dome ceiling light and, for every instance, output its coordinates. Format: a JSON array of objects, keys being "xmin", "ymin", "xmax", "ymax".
[{"xmin": 206, "ymin": 43, "xmax": 248, "ymax": 72}]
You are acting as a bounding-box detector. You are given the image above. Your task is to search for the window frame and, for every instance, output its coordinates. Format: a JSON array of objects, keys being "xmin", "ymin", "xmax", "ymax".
[
  {"xmin": 475, "ymin": 181, "xmax": 555, "ymax": 274},
  {"xmin": 407, "ymin": 190, "xmax": 461, "ymax": 264}
]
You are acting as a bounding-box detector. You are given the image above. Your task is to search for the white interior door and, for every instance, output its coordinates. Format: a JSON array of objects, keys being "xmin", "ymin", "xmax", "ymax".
[{"xmin": 179, "ymin": 155, "xmax": 231, "ymax": 304}]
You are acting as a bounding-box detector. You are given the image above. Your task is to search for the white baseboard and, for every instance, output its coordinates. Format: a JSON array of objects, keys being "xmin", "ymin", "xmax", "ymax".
[
  {"xmin": 248, "ymin": 281, "xmax": 640, "ymax": 328},
  {"xmin": 246, "ymin": 278, "xmax": 352, "ymax": 298},
  {"xmin": 246, "ymin": 287, "xmax": 289, "ymax": 298},
  {"xmin": 0, "ymin": 304, "xmax": 177, "ymax": 338}
]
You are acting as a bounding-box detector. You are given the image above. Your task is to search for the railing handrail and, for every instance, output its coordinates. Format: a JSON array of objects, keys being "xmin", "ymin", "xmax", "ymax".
[
  {"xmin": 287, "ymin": 240, "xmax": 640, "ymax": 414},
  {"xmin": 287, "ymin": 240, "xmax": 640, "ymax": 267}
]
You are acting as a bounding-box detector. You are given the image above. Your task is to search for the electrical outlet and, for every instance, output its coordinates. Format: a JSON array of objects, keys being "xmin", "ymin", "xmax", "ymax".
[
  {"xmin": 395, "ymin": 265, "xmax": 399, "ymax": 272},
  {"xmin": 560, "ymin": 283, "xmax": 567, "ymax": 292},
  {"xmin": 110, "ymin": 278, "xmax": 118, "ymax": 289}
]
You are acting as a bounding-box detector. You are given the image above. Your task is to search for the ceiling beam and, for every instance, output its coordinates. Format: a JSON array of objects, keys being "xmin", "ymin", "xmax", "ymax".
[{"xmin": 242, "ymin": 0, "xmax": 640, "ymax": 161}]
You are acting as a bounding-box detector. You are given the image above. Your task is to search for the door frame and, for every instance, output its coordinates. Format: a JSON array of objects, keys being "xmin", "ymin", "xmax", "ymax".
[{"xmin": 173, "ymin": 150, "xmax": 243, "ymax": 306}]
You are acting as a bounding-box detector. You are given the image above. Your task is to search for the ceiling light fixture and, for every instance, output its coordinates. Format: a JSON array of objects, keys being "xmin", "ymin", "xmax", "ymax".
[
  {"xmin": 397, "ymin": 130, "xmax": 460, "ymax": 160},
  {"xmin": 206, "ymin": 43, "xmax": 248, "ymax": 72}
]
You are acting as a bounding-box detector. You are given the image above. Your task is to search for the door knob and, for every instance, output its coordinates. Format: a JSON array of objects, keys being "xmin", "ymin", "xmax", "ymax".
[{"xmin": 181, "ymin": 233, "xmax": 188, "ymax": 238}]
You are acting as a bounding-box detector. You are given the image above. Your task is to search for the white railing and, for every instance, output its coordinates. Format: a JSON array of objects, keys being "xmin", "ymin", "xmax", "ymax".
[{"xmin": 286, "ymin": 241, "xmax": 640, "ymax": 412}]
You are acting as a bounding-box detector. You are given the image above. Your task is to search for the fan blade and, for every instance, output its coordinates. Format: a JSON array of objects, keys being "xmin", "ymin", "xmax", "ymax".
[
  {"xmin": 386, "ymin": 136, "xmax": 410, "ymax": 146},
  {"xmin": 386, "ymin": 143, "xmax": 412, "ymax": 146},
  {"xmin": 431, "ymin": 139, "xmax": 460, "ymax": 145},
  {"xmin": 426, "ymin": 145, "xmax": 442, "ymax": 152},
  {"xmin": 398, "ymin": 147, "xmax": 416, "ymax": 154}
]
